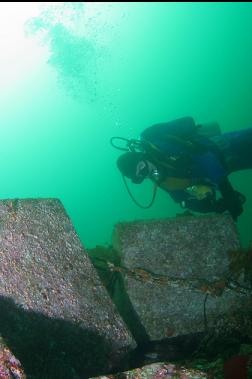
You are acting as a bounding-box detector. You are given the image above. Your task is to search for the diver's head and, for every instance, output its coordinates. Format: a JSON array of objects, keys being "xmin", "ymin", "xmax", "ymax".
[{"xmin": 117, "ymin": 152, "xmax": 151, "ymax": 184}]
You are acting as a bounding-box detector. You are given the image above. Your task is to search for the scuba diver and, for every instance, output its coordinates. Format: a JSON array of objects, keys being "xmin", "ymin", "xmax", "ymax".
[{"xmin": 111, "ymin": 117, "xmax": 251, "ymax": 221}]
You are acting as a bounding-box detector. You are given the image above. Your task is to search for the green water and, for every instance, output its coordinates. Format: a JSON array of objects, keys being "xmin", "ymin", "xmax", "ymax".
[{"xmin": 1, "ymin": 2, "xmax": 252, "ymax": 248}]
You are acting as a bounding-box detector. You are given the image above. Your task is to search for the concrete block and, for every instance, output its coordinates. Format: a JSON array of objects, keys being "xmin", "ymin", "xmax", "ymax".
[
  {"xmin": 0, "ymin": 199, "xmax": 135, "ymax": 378},
  {"xmin": 113, "ymin": 214, "xmax": 247, "ymax": 341}
]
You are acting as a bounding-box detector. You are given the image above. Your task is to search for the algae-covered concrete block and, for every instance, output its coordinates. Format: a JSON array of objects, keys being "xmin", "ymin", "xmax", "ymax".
[
  {"xmin": 90, "ymin": 361, "xmax": 208, "ymax": 379},
  {"xmin": 0, "ymin": 199, "xmax": 135, "ymax": 379},
  {"xmin": 0, "ymin": 335, "xmax": 26, "ymax": 378},
  {"xmin": 113, "ymin": 214, "xmax": 247, "ymax": 341}
]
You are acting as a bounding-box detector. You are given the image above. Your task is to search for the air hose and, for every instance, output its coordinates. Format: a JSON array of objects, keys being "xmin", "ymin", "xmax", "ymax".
[{"xmin": 122, "ymin": 175, "xmax": 158, "ymax": 209}]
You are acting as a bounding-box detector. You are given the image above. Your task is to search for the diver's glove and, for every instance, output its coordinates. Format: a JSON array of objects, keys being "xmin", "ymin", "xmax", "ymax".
[
  {"xmin": 215, "ymin": 191, "xmax": 246, "ymax": 221},
  {"xmin": 217, "ymin": 177, "xmax": 246, "ymax": 221}
]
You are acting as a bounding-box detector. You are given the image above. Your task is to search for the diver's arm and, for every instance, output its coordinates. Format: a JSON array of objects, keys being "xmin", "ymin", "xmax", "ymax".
[
  {"xmin": 168, "ymin": 177, "xmax": 245, "ymax": 220},
  {"xmin": 181, "ymin": 197, "xmax": 217, "ymax": 213},
  {"xmin": 180, "ymin": 177, "xmax": 245, "ymax": 219},
  {"xmin": 218, "ymin": 176, "xmax": 236, "ymax": 197},
  {"xmin": 216, "ymin": 177, "xmax": 245, "ymax": 221},
  {"xmin": 164, "ymin": 187, "xmax": 217, "ymax": 214}
]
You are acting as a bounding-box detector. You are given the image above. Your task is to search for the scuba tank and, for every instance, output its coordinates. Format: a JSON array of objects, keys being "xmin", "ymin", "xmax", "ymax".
[{"xmin": 197, "ymin": 122, "xmax": 221, "ymax": 138}]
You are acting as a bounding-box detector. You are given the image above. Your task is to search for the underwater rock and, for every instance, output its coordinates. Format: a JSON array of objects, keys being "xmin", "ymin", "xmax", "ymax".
[
  {"xmin": 89, "ymin": 361, "xmax": 208, "ymax": 379},
  {"xmin": 113, "ymin": 214, "xmax": 248, "ymax": 342},
  {"xmin": 0, "ymin": 199, "xmax": 135, "ymax": 379},
  {"xmin": 0, "ymin": 336, "xmax": 26, "ymax": 379}
]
